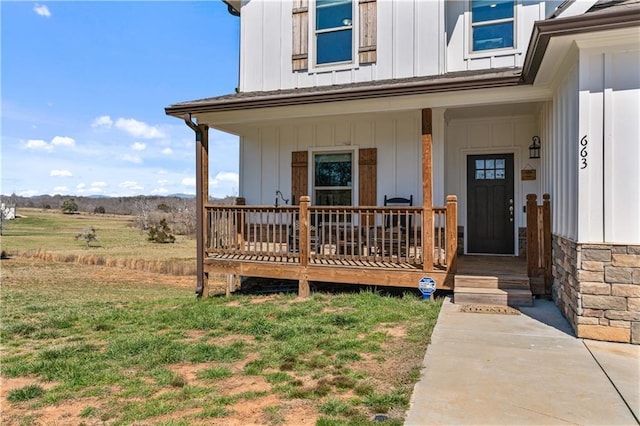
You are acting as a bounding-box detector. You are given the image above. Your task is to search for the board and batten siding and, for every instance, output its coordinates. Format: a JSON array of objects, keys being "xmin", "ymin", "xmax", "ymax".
[
  {"xmin": 445, "ymin": 114, "xmax": 538, "ymax": 253},
  {"xmin": 238, "ymin": 0, "xmax": 444, "ymax": 92},
  {"xmin": 539, "ymin": 41, "xmax": 640, "ymax": 245},
  {"xmin": 238, "ymin": 111, "xmax": 446, "ymax": 207}
]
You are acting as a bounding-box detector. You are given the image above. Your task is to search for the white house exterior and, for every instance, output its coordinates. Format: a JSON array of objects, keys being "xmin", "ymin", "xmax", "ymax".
[{"xmin": 167, "ymin": 0, "xmax": 640, "ymax": 344}]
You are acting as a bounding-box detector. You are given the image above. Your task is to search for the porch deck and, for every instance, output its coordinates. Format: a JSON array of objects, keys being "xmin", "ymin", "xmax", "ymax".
[
  {"xmin": 457, "ymin": 255, "xmax": 527, "ymax": 277},
  {"xmin": 202, "ymin": 196, "xmax": 550, "ymax": 298}
]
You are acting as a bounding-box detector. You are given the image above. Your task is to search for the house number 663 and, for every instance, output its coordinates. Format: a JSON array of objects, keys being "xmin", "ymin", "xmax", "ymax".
[{"xmin": 579, "ymin": 135, "xmax": 588, "ymax": 169}]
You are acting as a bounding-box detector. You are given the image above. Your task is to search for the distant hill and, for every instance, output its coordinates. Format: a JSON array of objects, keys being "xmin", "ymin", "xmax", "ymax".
[{"xmin": 0, "ymin": 194, "xmax": 236, "ymax": 216}]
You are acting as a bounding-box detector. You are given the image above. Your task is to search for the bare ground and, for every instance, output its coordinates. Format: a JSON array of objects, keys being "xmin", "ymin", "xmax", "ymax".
[{"xmin": 1, "ymin": 258, "xmax": 426, "ymax": 425}]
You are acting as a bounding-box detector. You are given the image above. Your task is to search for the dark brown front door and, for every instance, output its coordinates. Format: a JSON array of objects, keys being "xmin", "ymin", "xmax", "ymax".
[{"xmin": 467, "ymin": 154, "xmax": 514, "ymax": 254}]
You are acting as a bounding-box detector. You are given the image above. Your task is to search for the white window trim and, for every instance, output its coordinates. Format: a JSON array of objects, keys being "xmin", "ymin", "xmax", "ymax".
[
  {"xmin": 308, "ymin": 0, "xmax": 359, "ymax": 73},
  {"xmin": 464, "ymin": 0, "xmax": 520, "ymax": 59},
  {"xmin": 308, "ymin": 146, "xmax": 359, "ymax": 206}
]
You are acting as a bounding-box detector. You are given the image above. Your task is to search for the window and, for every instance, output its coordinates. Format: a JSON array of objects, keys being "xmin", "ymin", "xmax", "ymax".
[
  {"xmin": 474, "ymin": 158, "xmax": 506, "ymax": 180},
  {"xmin": 315, "ymin": 0, "xmax": 353, "ymax": 65},
  {"xmin": 314, "ymin": 152, "xmax": 353, "ymax": 205},
  {"xmin": 471, "ymin": 0, "xmax": 514, "ymax": 52}
]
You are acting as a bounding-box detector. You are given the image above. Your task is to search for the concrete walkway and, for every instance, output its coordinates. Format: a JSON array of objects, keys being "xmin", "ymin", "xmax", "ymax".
[{"xmin": 405, "ymin": 297, "xmax": 639, "ymax": 425}]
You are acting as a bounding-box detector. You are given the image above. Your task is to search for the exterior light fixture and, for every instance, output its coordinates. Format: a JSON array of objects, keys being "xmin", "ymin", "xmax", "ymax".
[
  {"xmin": 342, "ymin": 18, "xmax": 352, "ymax": 26},
  {"xmin": 529, "ymin": 136, "xmax": 541, "ymax": 159}
]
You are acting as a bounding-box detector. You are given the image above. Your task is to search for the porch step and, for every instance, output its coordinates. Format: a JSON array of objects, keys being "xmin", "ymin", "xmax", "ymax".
[
  {"xmin": 454, "ymin": 287, "xmax": 534, "ymax": 307},
  {"xmin": 455, "ymin": 274, "xmax": 531, "ymax": 290}
]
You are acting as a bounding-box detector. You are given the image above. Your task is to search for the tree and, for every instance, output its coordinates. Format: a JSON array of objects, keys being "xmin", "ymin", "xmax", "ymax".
[
  {"xmin": 61, "ymin": 199, "xmax": 78, "ymax": 214},
  {"xmin": 75, "ymin": 226, "xmax": 99, "ymax": 247},
  {"xmin": 148, "ymin": 219, "xmax": 176, "ymax": 243},
  {"xmin": 94, "ymin": 206, "xmax": 106, "ymax": 214},
  {"xmin": 133, "ymin": 196, "xmax": 153, "ymax": 230}
]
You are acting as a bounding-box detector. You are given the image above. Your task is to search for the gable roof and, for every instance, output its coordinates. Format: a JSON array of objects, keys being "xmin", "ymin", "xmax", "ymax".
[{"xmin": 166, "ymin": 2, "xmax": 640, "ymax": 117}]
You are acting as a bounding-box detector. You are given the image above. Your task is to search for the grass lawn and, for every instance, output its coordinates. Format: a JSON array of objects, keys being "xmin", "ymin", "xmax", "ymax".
[
  {"xmin": 1, "ymin": 258, "xmax": 442, "ymax": 425},
  {"xmin": 1, "ymin": 208, "xmax": 197, "ymax": 275}
]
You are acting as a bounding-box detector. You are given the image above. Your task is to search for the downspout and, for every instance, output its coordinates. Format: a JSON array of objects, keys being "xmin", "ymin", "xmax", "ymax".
[{"xmin": 184, "ymin": 114, "xmax": 206, "ymax": 298}]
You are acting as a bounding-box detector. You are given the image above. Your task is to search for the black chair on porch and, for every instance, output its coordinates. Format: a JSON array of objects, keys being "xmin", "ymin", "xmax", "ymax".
[{"xmin": 369, "ymin": 195, "xmax": 414, "ymax": 259}]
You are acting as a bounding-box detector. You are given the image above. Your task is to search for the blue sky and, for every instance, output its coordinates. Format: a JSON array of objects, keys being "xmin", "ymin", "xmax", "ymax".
[{"xmin": 1, "ymin": 1, "xmax": 240, "ymax": 198}]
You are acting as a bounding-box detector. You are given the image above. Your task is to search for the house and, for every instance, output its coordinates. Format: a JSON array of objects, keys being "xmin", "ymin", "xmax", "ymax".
[{"xmin": 166, "ymin": 0, "xmax": 640, "ymax": 344}]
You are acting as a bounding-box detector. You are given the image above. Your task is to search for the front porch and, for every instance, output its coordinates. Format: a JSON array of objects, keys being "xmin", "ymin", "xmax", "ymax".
[{"xmin": 202, "ymin": 195, "xmax": 459, "ymax": 296}]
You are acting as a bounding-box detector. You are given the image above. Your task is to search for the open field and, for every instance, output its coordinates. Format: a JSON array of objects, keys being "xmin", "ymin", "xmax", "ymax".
[
  {"xmin": 1, "ymin": 208, "xmax": 197, "ymax": 275},
  {"xmin": 1, "ymin": 257, "xmax": 441, "ymax": 425}
]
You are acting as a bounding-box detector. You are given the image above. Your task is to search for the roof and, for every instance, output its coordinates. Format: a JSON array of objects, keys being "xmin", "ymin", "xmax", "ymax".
[
  {"xmin": 165, "ymin": 68, "xmax": 522, "ymax": 116},
  {"xmin": 588, "ymin": 0, "xmax": 640, "ymax": 13},
  {"xmin": 166, "ymin": 2, "xmax": 640, "ymax": 117}
]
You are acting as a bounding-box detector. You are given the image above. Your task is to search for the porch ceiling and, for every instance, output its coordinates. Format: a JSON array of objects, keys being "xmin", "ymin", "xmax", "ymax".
[{"xmin": 444, "ymin": 102, "xmax": 542, "ymax": 122}]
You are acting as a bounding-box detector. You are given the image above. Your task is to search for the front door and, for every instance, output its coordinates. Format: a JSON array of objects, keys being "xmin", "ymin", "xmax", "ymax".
[{"xmin": 467, "ymin": 154, "xmax": 514, "ymax": 254}]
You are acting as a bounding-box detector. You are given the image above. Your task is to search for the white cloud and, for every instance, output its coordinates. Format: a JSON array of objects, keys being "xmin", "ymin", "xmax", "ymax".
[
  {"xmin": 91, "ymin": 115, "xmax": 113, "ymax": 128},
  {"xmin": 182, "ymin": 177, "xmax": 196, "ymax": 187},
  {"xmin": 53, "ymin": 186, "xmax": 68, "ymax": 193},
  {"xmin": 50, "ymin": 169, "xmax": 73, "ymax": 177},
  {"xmin": 151, "ymin": 187, "xmax": 169, "ymax": 195},
  {"xmin": 51, "ymin": 136, "xmax": 75, "ymax": 148},
  {"xmin": 33, "ymin": 4, "xmax": 51, "ymax": 17},
  {"xmin": 77, "ymin": 183, "xmax": 86, "ymax": 189},
  {"xmin": 122, "ymin": 154, "xmax": 142, "ymax": 164},
  {"xmin": 157, "ymin": 179, "xmax": 169, "ymax": 185},
  {"xmin": 119, "ymin": 181, "xmax": 143, "ymax": 190},
  {"xmin": 24, "ymin": 136, "xmax": 75, "ymax": 151},
  {"xmin": 161, "ymin": 147, "xmax": 173, "ymax": 155},
  {"xmin": 91, "ymin": 181, "xmax": 108, "ymax": 187},
  {"xmin": 211, "ymin": 172, "xmax": 239, "ymax": 187},
  {"xmin": 115, "ymin": 118, "xmax": 165, "ymax": 139},
  {"xmin": 25, "ymin": 139, "xmax": 51, "ymax": 151},
  {"xmin": 131, "ymin": 142, "xmax": 146, "ymax": 151},
  {"xmin": 20, "ymin": 190, "xmax": 40, "ymax": 197}
]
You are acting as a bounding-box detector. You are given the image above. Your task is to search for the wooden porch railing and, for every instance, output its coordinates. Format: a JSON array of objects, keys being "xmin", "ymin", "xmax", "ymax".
[
  {"xmin": 526, "ymin": 193, "xmax": 551, "ymax": 295},
  {"xmin": 205, "ymin": 196, "xmax": 458, "ymax": 271}
]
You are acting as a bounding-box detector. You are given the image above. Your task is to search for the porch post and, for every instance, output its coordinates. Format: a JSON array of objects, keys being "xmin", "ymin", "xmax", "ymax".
[
  {"xmin": 446, "ymin": 195, "xmax": 458, "ymax": 273},
  {"xmin": 298, "ymin": 196, "xmax": 311, "ymax": 297},
  {"xmin": 542, "ymin": 194, "xmax": 552, "ymax": 295},
  {"xmin": 526, "ymin": 194, "xmax": 539, "ymax": 278},
  {"xmin": 422, "ymin": 109, "xmax": 434, "ymax": 271},
  {"xmin": 196, "ymin": 124, "xmax": 209, "ymax": 297}
]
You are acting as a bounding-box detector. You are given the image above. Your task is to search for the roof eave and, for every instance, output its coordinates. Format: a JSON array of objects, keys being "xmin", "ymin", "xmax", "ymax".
[
  {"xmin": 165, "ymin": 72, "xmax": 523, "ymax": 117},
  {"xmin": 522, "ymin": 6, "xmax": 640, "ymax": 84}
]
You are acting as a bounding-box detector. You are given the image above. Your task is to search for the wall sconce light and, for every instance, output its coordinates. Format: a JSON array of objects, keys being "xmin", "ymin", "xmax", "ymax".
[{"xmin": 529, "ymin": 136, "xmax": 541, "ymax": 159}]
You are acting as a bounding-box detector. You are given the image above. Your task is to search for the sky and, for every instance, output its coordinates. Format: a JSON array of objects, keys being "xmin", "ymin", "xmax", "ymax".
[{"xmin": 1, "ymin": 1, "xmax": 240, "ymax": 198}]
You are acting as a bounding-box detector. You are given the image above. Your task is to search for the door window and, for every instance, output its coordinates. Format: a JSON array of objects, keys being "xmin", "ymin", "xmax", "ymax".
[{"xmin": 474, "ymin": 158, "xmax": 506, "ymax": 180}]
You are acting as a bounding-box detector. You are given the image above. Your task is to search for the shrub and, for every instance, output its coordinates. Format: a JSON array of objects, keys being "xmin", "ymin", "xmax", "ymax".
[
  {"xmin": 75, "ymin": 226, "xmax": 99, "ymax": 247},
  {"xmin": 148, "ymin": 219, "xmax": 176, "ymax": 244},
  {"xmin": 94, "ymin": 206, "xmax": 106, "ymax": 214}
]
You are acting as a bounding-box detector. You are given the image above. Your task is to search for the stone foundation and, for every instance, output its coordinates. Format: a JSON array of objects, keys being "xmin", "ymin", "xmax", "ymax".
[
  {"xmin": 552, "ymin": 236, "xmax": 640, "ymax": 344},
  {"xmin": 518, "ymin": 227, "xmax": 526, "ymax": 258}
]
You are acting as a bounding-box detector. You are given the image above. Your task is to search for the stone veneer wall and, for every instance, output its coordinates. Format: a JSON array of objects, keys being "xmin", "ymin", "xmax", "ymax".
[{"xmin": 553, "ymin": 235, "xmax": 640, "ymax": 344}]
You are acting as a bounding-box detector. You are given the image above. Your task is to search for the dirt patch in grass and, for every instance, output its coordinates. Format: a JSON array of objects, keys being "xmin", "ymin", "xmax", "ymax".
[{"xmin": 1, "ymin": 257, "xmax": 440, "ymax": 425}]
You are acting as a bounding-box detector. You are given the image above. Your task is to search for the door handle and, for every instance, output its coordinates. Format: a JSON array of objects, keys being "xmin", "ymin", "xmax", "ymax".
[{"xmin": 509, "ymin": 199, "xmax": 514, "ymax": 222}]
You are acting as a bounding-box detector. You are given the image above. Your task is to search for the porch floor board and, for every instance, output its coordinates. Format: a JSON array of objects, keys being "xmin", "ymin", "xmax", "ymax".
[{"xmin": 207, "ymin": 253, "xmax": 423, "ymax": 270}]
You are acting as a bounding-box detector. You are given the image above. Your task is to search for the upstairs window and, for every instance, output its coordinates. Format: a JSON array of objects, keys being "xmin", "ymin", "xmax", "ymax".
[
  {"xmin": 471, "ymin": 0, "xmax": 515, "ymax": 52},
  {"xmin": 314, "ymin": 152, "xmax": 353, "ymax": 205},
  {"xmin": 315, "ymin": 0, "xmax": 353, "ymax": 65}
]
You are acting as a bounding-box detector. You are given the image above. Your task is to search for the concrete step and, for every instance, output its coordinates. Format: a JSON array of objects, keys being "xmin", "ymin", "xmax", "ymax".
[
  {"xmin": 455, "ymin": 274, "xmax": 530, "ymax": 290},
  {"xmin": 454, "ymin": 286, "xmax": 534, "ymax": 307}
]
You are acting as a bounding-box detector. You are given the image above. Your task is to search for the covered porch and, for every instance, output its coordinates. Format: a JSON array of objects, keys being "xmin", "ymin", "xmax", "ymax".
[{"xmin": 204, "ymin": 195, "xmax": 459, "ymax": 296}]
